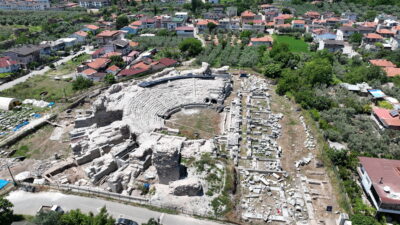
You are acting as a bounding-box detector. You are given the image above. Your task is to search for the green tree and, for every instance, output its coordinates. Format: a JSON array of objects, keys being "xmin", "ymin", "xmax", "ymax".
[
  {"xmin": 351, "ymin": 213, "xmax": 379, "ymax": 225},
  {"xmin": 109, "ymin": 55, "xmax": 126, "ymax": 68},
  {"xmin": 116, "ymin": 14, "xmax": 129, "ymax": 29},
  {"xmin": 59, "ymin": 209, "xmax": 90, "ymax": 225},
  {"xmin": 104, "ymin": 74, "xmax": 116, "ymax": 85},
  {"xmin": 207, "ymin": 22, "xmax": 217, "ymax": 33},
  {"xmin": 33, "ymin": 211, "xmax": 62, "ymax": 225},
  {"xmin": 179, "ymin": 38, "xmax": 203, "ymax": 57},
  {"xmin": 0, "ymin": 197, "xmax": 14, "ymax": 225},
  {"xmin": 349, "ymin": 33, "xmax": 363, "ymax": 44},
  {"xmin": 142, "ymin": 218, "xmax": 161, "ymax": 225},
  {"xmin": 263, "ymin": 63, "xmax": 282, "ymax": 78},
  {"xmin": 302, "ymin": 58, "xmax": 333, "ymax": 86},
  {"xmin": 72, "ymin": 76, "xmax": 94, "ymax": 90}
]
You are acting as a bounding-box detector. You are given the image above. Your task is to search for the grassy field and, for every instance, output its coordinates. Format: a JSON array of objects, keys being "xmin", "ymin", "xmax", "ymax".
[
  {"xmin": 0, "ymin": 75, "xmax": 74, "ymax": 101},
  {"xmin": 47, "ymin": 53, "xmax": 90, "ymax": 77},
  {"xmin": 273, "ymin": 35, "xmax": 309, "ymax": 53},
  {"xmin": 0, "ymin": 54, "xmax": 91, "ymax": 102}
]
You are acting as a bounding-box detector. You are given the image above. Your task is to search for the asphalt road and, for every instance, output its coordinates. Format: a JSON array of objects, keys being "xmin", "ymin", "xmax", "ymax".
[
  {"xmin": 0, "ymin": 46, "xmax": 92, "ymax": 92},
  {"xmin": 7, "ymin": 190, "xmax": 226, "ymax": 225}
]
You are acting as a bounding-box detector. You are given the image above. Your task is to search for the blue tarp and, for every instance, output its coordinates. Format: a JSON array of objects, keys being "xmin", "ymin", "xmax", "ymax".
[
  {"xmin": 48, "ymin": 102, "xmax": 55, "ymax": 107},
  {"xmin": 368, "ymin": 89, "xmax": 386, "ymax": 98},
  {"xmin": 13, "ymin": 121, "xmax": 29, "ymax": 132},
  {"xmin": 32, "ymin": 113, "xmax": 41, "ymax": 118},
  {"xmin": 0, "ymin": 179, "xmax": 9, "ymax": 190}
]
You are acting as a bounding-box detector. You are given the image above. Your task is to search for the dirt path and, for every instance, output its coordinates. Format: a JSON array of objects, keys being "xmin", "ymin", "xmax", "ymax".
[{"xmin": 269, "ymin": 85, "xmax": 340, "ymax": 225}]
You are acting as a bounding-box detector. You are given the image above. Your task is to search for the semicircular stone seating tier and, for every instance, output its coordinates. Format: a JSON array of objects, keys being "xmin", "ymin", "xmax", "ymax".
[{"xmin": 122, "ymin": 78, "xmax": 227, "ymax": 133}]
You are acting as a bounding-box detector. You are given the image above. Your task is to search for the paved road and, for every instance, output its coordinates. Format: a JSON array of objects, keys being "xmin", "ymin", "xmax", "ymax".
[
  {"xmin": 0, "ymin": 46, "xmax": 92, "ymax": 92},
  {"xmin": 7, "ymin": 191, "xmax": 226, "ymax": 225}
]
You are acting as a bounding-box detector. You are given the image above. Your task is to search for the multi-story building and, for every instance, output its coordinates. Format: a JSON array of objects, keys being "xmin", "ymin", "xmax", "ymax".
[
  {"xmin": 79, "ymin": 0, "xmax": 110, "ymax": 8},
  {"xmin": 0, "ymin": 0, "xmax": 50, "ymax": 11}
]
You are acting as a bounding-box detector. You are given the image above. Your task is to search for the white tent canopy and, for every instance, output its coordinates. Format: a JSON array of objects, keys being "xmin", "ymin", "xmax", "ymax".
[{"xmin": 0, "ymin": 97, "xmax": 20, "ymax": 111}]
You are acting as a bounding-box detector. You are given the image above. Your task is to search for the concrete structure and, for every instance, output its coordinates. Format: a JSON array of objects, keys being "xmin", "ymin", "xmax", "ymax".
[
  {"xmin": 0, "ymin": 0, "xmax": 49, "ymax": 10},
  {"xmin": 79, "ymin": 0, "xmax": 110, "ymax": 8},
  {"xmin": 358, "ymin": 157, "xmax": 400, "ymax": 214},
  {"xmin": 0, "ymin": 97, "xmax": 20, "ymax": 111}
]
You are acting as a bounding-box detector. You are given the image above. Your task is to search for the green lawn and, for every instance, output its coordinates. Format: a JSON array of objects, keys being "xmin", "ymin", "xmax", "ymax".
[
  {"xmin": 0, "ymin": 75, "xmax": 75, "ymax": 101},
  {"xmin": 273, "ymin": 35, "xmax": 309, "ymax": 53}
]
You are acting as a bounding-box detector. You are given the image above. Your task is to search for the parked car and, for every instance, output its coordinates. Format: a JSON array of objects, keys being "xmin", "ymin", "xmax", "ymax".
[{"xmin": 115, "ymin": 218, "xmax": 138, "ymax": 225}]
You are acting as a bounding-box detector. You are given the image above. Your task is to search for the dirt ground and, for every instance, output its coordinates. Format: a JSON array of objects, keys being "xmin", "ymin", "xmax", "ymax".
[
  {"xmin": 269, "ymin": 85, "xmax": 340, "ymax": 224},
  {"xmin": 165, "ymin": 108, "xmax": 221, "ymax": 139}
]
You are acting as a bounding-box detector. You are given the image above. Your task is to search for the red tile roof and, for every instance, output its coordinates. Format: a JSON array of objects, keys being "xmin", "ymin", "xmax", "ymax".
[
  {"xmin": 129, "ymin": 41, "xmax": 139, "ymax": 47},
  {"xmin": 103, "ymin": 52, "xmax": 122, "ymax": 58},
  {"xmin": 384, "ymin": 67, "xmax": 400, "ymax": 77},
  {"xmin": 369, "ymin": 59, "xmax": 396, "ymax": 67},
  {"xmin": 292, "ymin": 20, "xmax": 305, "ymax": 24},
  {"xmin": 241, "ymin": 10, "xmax": 256, "ymax": 17},
  {"xmin": 364, "ymin": 33, "xmax": 384, "ymax": 39},
  {"xmin": 159, "ymin": 58, "xmax": 177, "ymax": 67},
  {"xmin": 87, "ymin": 58, "xmax": 111, "ymax": 70},
  {"xmin": 196, "ymin": 19, "xmax": 219, "ymax": 26},
  {"xmin": 373, "ymin": 107, "xmax": 400, "ymax": 127},
  {"xmin": 274, "ymin": 14, "xmax": 293, "ymax": 20},
  {"xmin": 176, "ymin": 26, "xmax": 194, "ymax": 31},
  {"xmin": 92, "ymin": 48, "xmax": 105, "ymax": 56},
  {"xmin": 305, "ymin": 11, "xmax": 320, "ymax": 17},
  {"xmin": 131, "ymin": 21, "xmax": 142, "ymax": 26},
  {"xmin": 359, "ymin": 156, "xmax": 400, "ymax": 205},
  {"xmin": 377, "ymin": 29, "xmax": 395, "ymax": 35},
  {"xmin": 96, "ymin": 30, "xmax": 120, "ymax": 37},
  {"xmin": 85, "ymin": 24, "xmax": 99, "ymax": 30},
  {"xmin": 82, "ymin": 68, "xmax": 97, "ymax": 76},
  {"xmin": 250, "ymin": 35, "xmax": 273, "ymax": 43},
  {"xmin": 133, "ymin": 61, "xmax": 151, "ymax": 70},
  {"xmin": 362, "ymin": 22, "xmax": 378, "ymax": 28},
  {"xmin": 106, "ymin": 65, "xmax": 120, "ymax": 72},
  {"xmin": 118, "ymin": 68, "xmax": 147, "ymax": 77},
  {"xmin": 74, "ymin": 31, "xmax": 88, "ymax": 37},
  {"xmin": 260, "ymin": 4, "xmax": 273, "ymax": 8}
]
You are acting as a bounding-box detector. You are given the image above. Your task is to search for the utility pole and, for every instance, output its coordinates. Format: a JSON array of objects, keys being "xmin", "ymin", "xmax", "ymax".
[{"xmin": 7, "ymin": 164, "xmax": 17, "ymax": 186}]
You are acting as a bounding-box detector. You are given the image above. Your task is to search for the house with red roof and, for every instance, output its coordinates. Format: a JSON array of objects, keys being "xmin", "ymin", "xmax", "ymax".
[
  {"xmin": 82, "ymin": 24, "xmax": 100, "ymax": 34},
  {"xmin": 304, "ymin": 11, "xmax": 321, "ymax": 20},
  {"xmin": 106, "ymin": 65, "xmax": 121, "ymax": 75},
  {"xmin": 159, "ymin": 58, "xmax": 178, "ymax": 67},
  {"xmin": 249, "ymin": 36, "xmax": 273, "ymax": 47},
  {"xmin": 325, "ymin": 17, "xmax": 340, "ymax": 27},
  {"xmin": 241, "ymin": 10, "xmax": 256, "ymax": 23},
  {"xmin": 358, "ymin": 156, "xmax": 400, "ymax": 213},
  {"xmin": 70, "ymin": 31, "xmax": 88, "ymax": 44},
  {"xmin": 291, "ymin": 20, "xmax": 305, "ymax": 29},
  {"xmin": 274, "ymin": 14, "xmax": 293, "ymax": 25},
  {"xmin": 372, "ymin": 107, "xmax": 400, "ymax": 130},
  {"xmin": 369, "ymin": 59, "xmax": 396, "ymax": 68},
  {"xmin": 118, "ymin": 67, "xmax": 148, "ymax": 78},
  {"xmin": 0, "ymin": 56, "xmax": 20, "ymax": 73},
  {"xmin": 176, "ymin": 26, "xmax": 194, "ymax": 37},
  {"xmin": 87, "ymin": 58, "xmax": 111, "ymax": 70},
  {"xmin": 196, "ymin": 19, "xmax": 219, "ymax": 33},
  {"xmin": 259, "ymin": 4, "xmax": 277, "ymax": 14},
  {"xmin": 362, "ymin": 33, "xmax": 384, "ymax": 44},
  {"xmin": 96, "ymin": 30, "xmax": 122, "ymax": 45},
  {"xmin": 383, "ymin": 67, "xmax": 400, "ymax": 77},
  {"xmin": 377, "ymin": 29, "xmax": 396, "ymax": 38}
]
